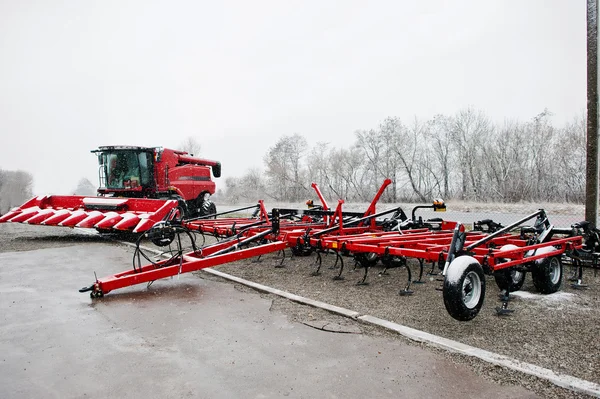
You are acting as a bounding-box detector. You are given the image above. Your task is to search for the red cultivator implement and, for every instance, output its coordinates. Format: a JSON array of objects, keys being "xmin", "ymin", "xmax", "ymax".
[
  {"xmin": 78, "ymin": 180, "xmax": 401, "ymax": 294},
  {"xmin": 66, "ymin": 175, "xmax": 583, "ymax": 321},
  {"xmin": 80, "ymin": 194, "xmax": 583, "ymax": 321},
  {"xmin": 309, "ymin": 210, "xmax": 582, "ymax": 320}
]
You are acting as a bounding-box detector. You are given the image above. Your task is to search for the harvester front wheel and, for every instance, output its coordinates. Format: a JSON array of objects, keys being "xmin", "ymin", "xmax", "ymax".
[{"xmin": 200, "ymin": 199, "xmax": 217, "ymax": 218}]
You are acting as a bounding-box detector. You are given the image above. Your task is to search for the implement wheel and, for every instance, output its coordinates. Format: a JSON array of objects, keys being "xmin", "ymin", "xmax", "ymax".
[
  {"xmin": 493, "ymin": 244, "xmax": 525, "ymax": 291},
  {"xmin": 291, "ymin": 245, "xmax": 313, "ymax": 256},
  {"xmin": 354, "ymin": 252, "xmax": 378, "ymax": 268},
  {"xmin": 531, "ymin": 256, "xmax": 562, "ymax": 294},
  {"xmin": 443, "ymin": 256, "xmax": 486, "ymax": 321},
  {"xmin": 494, "ymin": 268, "xmax": 526, "ymax": 292}
]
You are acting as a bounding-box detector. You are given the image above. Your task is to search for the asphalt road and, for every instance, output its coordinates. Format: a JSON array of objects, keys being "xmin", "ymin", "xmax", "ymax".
[{"xmin": 0, "ymin": 240, "xmax": 539, "ymax": 399}]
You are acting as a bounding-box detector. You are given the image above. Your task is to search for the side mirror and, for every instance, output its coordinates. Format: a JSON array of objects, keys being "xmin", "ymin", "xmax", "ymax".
[{"xmin": 212, "ymin": 162, "xmax": 222, "ymax": 178}]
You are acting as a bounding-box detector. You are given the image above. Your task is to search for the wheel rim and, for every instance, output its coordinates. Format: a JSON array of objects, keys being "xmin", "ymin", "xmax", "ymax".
[
  {"xmin": 366, "ymin": 252, "xmax": 378, "ymax": 262},
  {"xmin": 549, "ymin": 258, "xmax": 561, "ymax": 284},
  {"xmin": 511, "ymin": 270, "xmax": 523, "ymax": 285},
  {"xmin": 462, "ymin": 271, "xmax": 482, "ymax": 309}
]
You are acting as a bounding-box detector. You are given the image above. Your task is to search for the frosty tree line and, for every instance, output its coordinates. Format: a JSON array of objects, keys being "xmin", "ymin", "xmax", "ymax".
[{"xmin": 225, "ymin": 108, "xmax": 586, "ymax": 204}]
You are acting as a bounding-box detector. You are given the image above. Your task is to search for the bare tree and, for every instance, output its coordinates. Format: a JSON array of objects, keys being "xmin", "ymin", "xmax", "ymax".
[
  {"xmin": 263, "ymin": 134, "xmax": 309, "ymax": 201},
  {"xmin": 355, "ymin": 129, "xmax": 385, "ymax": 198},
  {"xmin": 389, "ymin": 117, "xmax": 430, "ymax": 202},
  {"xmin": 427, "ymin": 115, "xmax": 455, "ymax": 199},
  {"xmin": 555, "ymin": 114, "xmax": 586, "ymax": 202},
  {"xmin": 450, "ymin": 108, "xmax": 492, "ymax": 201},
  {"xmin": 178, "ymin": 137, "xmax": 202, "ymax": 156},
  {"xmin": 223, "ymin": 168, "xmax": 268, "ymax": 203},
  {"xmin": 0, "ymin": 170, "xmax": 34, "ymax": 214},
  {"xmin": 73, "ymin": 177, "xmax": 97, "ymax": 196},
  {"xmin": 527, "ymin": 109, "xmax": 558, "ymax": 201}
]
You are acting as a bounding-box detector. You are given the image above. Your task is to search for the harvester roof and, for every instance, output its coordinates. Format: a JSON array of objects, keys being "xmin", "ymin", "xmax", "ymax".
[{"xmin": 91, "ymin": 145, "xmax": 157, "ymax": 153}]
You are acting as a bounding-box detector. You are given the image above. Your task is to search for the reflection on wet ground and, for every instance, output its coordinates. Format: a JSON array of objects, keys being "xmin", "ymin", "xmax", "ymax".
[{"xmin": 90, "ymin": 282, "xmax": 205, "ymax": 305}]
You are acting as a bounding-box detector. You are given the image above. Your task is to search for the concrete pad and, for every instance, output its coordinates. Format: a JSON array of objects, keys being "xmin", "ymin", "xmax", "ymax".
[
  {"xmin": 301, "ymin": 320, "xmax": 362, "ymax": 334},
  {"xmin": 0, "ymin": 244, "xmax": 538, "ymax": 398}
]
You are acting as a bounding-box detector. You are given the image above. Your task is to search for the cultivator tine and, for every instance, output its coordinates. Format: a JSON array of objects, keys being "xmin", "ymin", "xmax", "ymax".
[
  {"xmin": 413, "ymin": 259, "xmax": 425, "ymax": 284},
  {"xmin": 330, "ymin": 252, "xmax": 341, "ymax": 270},
  {"xmin": 333, "ymin": 253, "xmax": 345, "ymax": 281},
  {"xmin": 311, "ymin": 252, "xmax": 322, "ymax": 276},
  {"xmin": 496, "ymin": 289, "xmax": 515, "ymax": 316},
  {"xmin": 275, "ymin": 250, "xmax": 286, "ymax": 268},
  {"xmin": 357, "ymin": 264, "xmax": 370, "ymax": 285},
  {"xmin": 399, "ymin": 265, "xmax": 414, "ymax": 296},
  {"xmin": 568, "ymin": 260, "xmax": 589, "ymax": 289}
]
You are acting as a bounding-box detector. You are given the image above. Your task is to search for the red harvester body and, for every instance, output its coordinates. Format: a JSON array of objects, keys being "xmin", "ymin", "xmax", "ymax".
[{"xmin": 0, "ymin": 145, "xmax": 221, "ymax": 233}]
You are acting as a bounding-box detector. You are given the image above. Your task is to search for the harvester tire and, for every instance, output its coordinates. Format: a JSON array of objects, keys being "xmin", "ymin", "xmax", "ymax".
[
  {"xmin": 443, "ymin": 256, "xmax": 486, "ymax": 321},
  {"xmin": 200, "ymin": 199, "xmax": 217, "ymax": 218},
  {"xmin": 531, "ymin": 256, "xmax": 562, "ymax": 294}
]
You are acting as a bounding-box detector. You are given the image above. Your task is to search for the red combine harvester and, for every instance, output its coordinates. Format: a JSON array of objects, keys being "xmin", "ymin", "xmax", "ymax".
[{"xmin": 0, "ymin": 146, "xmax": 221, "ymax": 233}]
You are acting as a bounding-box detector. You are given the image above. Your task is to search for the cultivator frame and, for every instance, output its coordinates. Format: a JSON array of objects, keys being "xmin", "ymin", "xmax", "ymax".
[
  {"xmin": 79, "ymin": 180, "xmax": 416, "ymax": 295},
  {"xmin": 77, "ymin": 178, "xmax": 584, "ymax": 321}
]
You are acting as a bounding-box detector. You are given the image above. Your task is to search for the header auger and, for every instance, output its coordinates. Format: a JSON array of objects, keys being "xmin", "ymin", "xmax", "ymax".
[{"xmin": 0, "ymin": 145, "xmax": 221, "ymax": 233}]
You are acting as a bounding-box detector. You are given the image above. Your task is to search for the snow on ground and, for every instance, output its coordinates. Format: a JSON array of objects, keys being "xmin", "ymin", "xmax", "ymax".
[{"xmin": 510, "ymin": 290, "xmax": 577, "ymax": 303}]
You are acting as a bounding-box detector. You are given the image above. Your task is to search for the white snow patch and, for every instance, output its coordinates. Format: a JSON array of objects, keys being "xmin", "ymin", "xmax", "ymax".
[
  {"xmin": 510, "ymin": 291, "xmax": 576, "ymax": 303},
  {"xmin": 445, "ymin": 256, "xmax": 478, "ymax": 285}
]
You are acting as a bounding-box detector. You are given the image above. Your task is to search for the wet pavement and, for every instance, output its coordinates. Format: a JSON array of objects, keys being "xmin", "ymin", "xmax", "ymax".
[{"xmin": 0, "ymin": 242, "xmax": 539, "ymax": 398}]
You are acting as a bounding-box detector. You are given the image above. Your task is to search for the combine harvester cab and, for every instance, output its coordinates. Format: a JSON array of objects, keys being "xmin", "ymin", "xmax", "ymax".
[{"xmin": 0, "ymin": 145, "xmax": 222, "ymax": 234}]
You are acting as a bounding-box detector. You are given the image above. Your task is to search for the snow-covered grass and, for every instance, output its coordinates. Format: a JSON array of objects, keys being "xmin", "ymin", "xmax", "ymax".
[
  {"xmin": 219, "ymin": 198, "xmax": 584, "ymax": 216},
  {"xmin": 510, "ymin": 290, "xmax": 577, "ymax": 303}
]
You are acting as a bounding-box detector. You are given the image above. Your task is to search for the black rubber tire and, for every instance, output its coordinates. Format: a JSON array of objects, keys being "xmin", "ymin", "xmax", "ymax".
[
  {"xmin": 381, "ymin": 256, "xmax": 407, "ymax": 269},
  {"xmin": 531, "ymin": 256, "xmax": 563, "ymax": 294},
  {"xmin": 493, "ymin": 244, "xmax": 525, "ymax": 292},
  {"xmin": 443, "ymin": 256, "xmax": 486, "ymax": 321},
  {"xmin": 354, "ymin": 252, "xmax": 379, "ymax": 268},
  {"xmin": 200, "ymin": 200, "xmax": 217, "ymax": 218},
  {"xmin": 291, "ymin": 246, "xmax": 313, "ymax": 256},
  {"xmin": 151, "ymin": 230, "xmax": 175, "ymax": 247},
  {"xmin": 494, "ymin": 268, "xmax": 526, "ymax": 292}
]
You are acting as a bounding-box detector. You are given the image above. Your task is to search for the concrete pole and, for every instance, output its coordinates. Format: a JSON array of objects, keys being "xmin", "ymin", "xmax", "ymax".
[{"xmin": 586, "ymin": 0, "xmax": 599, "ymax": 226}]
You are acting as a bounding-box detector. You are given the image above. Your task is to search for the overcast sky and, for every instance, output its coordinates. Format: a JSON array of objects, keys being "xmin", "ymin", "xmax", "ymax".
[{"xmin": 0, "ymin": 0, "xmax": 587, "ymax": 195}]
